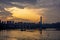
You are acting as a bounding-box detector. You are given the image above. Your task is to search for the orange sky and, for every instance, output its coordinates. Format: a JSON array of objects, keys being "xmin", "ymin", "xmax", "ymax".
[{"xmin": 4, "ymin": 7, "xmax": 45, "ymax": 23}]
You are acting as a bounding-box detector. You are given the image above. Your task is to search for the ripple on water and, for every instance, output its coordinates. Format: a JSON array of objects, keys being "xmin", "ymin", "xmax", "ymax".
[{"xmin": 0, "ymin": 30, "xmax": 60, "ymax": 40}]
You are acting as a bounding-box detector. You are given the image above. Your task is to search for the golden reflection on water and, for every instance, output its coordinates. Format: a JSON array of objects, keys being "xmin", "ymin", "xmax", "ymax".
[
  {"xmin": 0, "ymin": 30, "xmax": 46, "ymax": 40},
  {"xmin": 8, "ymin": 30, "xmax": 41, "ymax": 39},
  {"xmin": 0, "ymin": 29, "xmax": 60, "ymax": 40}
]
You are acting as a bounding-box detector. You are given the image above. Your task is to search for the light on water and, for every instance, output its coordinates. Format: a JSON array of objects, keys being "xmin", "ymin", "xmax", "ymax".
[{"xmin": 0, "ymin": 29, "xmax": 60, "ymax": 40}]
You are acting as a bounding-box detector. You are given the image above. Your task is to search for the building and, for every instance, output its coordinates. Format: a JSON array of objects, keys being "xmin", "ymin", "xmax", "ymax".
[{"xmin": 39, "ymin": 16, "xmax": 43, "ymax": 34}]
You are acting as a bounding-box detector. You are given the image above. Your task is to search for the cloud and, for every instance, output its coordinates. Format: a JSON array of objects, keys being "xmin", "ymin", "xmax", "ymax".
[
  {"xmin": 0, "ymin": 5, "xmax": 12, "ymax": 19},
  {"xmin": 0, "ymin": 0, "xmax": 37, "ymax": 9},
  {"xmin": 0, "ymin": 0, "xmax": 60, "ymax": 23},
  {"xmin": 36, "ymin": 0, "xmax": 60, "ymax": 23},
  {"xmin": 37, "ymin": 0, "xmax": 60, "ymax": 8},
  {"xmin": 0, "ymin": 0, "xmax": 60, "ymax": 8}
]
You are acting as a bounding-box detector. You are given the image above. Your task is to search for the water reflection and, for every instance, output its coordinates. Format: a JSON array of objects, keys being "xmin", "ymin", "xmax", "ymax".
[{"xmin": 0, "ymin": 29, "xmax": 60, "ymax": 40}]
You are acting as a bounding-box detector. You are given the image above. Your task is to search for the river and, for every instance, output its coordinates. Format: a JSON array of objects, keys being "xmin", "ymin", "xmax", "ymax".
[{"xmin": 0, "ymin": 29, "xmax": 60, "ymax": 40}]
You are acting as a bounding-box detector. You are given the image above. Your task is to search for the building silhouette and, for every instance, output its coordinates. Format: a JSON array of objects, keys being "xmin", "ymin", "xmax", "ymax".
[
  {"xmin": 39, "ymin": 16, "xmax": 43, "ymax": 34},
  {"xmin": 0, "ymin": 16, "xmax": 60, "ymax": 31}
]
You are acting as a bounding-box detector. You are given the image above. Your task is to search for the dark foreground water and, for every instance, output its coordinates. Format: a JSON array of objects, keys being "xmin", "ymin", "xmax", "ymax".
[{"xmin": 0, "ymin": 29, "xmax": 60, "ymax": 40}]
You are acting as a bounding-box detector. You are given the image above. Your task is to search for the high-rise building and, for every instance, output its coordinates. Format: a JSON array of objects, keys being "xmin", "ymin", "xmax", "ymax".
[
  {"xmin": 39, "ymin": 16, "xmax": 42, "ymax": 34},
  {"xmin": 38, "ymin": 16, "xmax": 43, "ymax": 33},
  {"xmin": 39, "ymin": 16, "xmax": 42, "ymax": 28},
  {"xmin": 39, "ymin": 16, "xmax": 42, "ymax": 25}
]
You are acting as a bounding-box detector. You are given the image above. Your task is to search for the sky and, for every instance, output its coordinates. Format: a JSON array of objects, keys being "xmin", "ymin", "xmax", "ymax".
[{"xmin": 0, "ymin": 0, "xmax": 60, "ymax": 23}]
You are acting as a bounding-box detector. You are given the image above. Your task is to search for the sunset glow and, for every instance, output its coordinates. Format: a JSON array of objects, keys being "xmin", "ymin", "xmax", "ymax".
[
  {"xmin": 0, "ymin": 0, "xmax": 60, "ymax": 40},
  {"xmin": 5, "ymin": 7, "xmax": 43, "ymax": 23}
]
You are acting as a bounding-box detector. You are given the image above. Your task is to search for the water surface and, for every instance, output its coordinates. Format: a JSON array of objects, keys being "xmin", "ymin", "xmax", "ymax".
[{"xmin": 0, "ymin": 29, "xmax": 60, "ymax": 40}]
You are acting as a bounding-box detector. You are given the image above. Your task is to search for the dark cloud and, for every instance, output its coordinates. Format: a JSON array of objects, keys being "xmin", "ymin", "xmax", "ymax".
[
  {"xmin": 36, "ymin": 0, "xmax": 60, "ymax": 23},
  {"xmin": 0, "ymin": 0, "xmax": 37, "ymax": 8},
  {"xmin": 0, "ymin": 0, "xmax": 24, "ymax": 8},
  {"xmin": 0, "ymin": 11, "xmax": 12, "ymax": 17},
  {"xmin": 0, "ymin": 0, "xmax": 36, "ymax": 3},
  {"xmin": 0, "ymin": 0, "xmax": 60, "ymax": 8},
  {"xmin": 0, "ymin": 5, "xmax": 12, "ymax": 18},
  {"xmin": 37, "ymin": 0, "xmax": 60, "ymax": 8},
  {"xmin": 43, "ymin": 8, "xmax": 60, "ymax": 23},
  {"xmin": 10, "ymin": 0, "xmax": 37, "ymax": 4}
]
